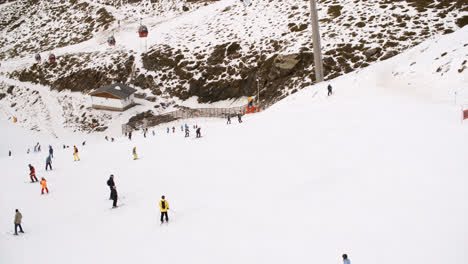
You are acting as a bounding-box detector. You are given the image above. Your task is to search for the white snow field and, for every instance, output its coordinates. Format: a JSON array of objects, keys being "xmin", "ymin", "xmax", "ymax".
[{"xmin": 1, "ymin": 28, "xmax": 468, "ymax": 264}]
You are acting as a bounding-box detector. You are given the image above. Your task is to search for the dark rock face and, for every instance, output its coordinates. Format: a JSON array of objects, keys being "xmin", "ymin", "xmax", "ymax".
[{"xmin": 11, "ymin": 53, "xmax": 135, "ymax": 92}]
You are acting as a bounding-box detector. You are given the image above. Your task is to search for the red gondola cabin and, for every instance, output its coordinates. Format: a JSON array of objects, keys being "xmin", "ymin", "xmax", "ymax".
[
  {"xmin": 138, "ymin": 25, "xmax": 148, "ymax": 38},
  {"xmin": 35, "ymin": 54, "xmax": 41, "ymax": 62},
  {"xmin": 108, "ymin": 36, "xmax": 116, "ymax": 46},
  {"xmin": 49, "ymin": 54, "xmax": 56, "ymax": 63}
]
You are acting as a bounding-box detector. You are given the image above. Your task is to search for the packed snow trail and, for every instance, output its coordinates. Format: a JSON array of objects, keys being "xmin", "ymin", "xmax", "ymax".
[{"xmin": 0, "ymin": 27, "xmax": 468, "ymax": 264}]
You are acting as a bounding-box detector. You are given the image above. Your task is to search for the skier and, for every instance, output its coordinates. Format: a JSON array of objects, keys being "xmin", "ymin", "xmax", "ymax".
[
  {"xmin": 342, "ymin": 254, "xmax": 350, "ymax": 264},
  {"xmin": 159, "ymin": 195, "xmax": 169, "ymax": 223},
  {"xmin": 27, "ymin": 148, "xmax": 30, "ymax": 154},
  {"xmin": 133, "ymin": 147, "xmax": 138, "ymax": 160},
  {"xmin": 185, "ymin": 127, "xmax": 190, "ymax": 137},
  {"xmin": 227, "ymin": 115, "xmax": 231, "ymax": 124},
  {"xmin": 29, "ymin": 164, "xmax": 38, "ymax": 182},
  {"xmin": 9, "ymin": 150, "xmax": 11, "ymax": 156},
  {"xmin": 110, "ymin": 186, "xmax": 118, "ymax": 208},
  {"xmin": 45, "ymin": 155, "xmax": 52, "ymax": 171},
  {"xmin": 111, "ymin": 137, "xmax": 115, "ymax": 142},
  {"xmin": 237, "ymin": 113, "xmax": 243, "ymax": 123},
  {"xmin": 167, "ymin": 127, "xmax": 169, "ymax": 134},
  {"xmin": 180, "ymin": 125, "xmax": 183, "ymax": 132},
  {"xmin": 143, "ymin": 129, "xmax": 147, "ymax": 138},
  {"xmin": 14, "ymin": 209, "xmax": 24, "ymax": 236},
  {"xmin": 152, "ymin": 130, "xmax": 155, "ymax": 136},
  {"xmin": 196, "ymin": 127, "xmax": 201, "ymax": 138},
  {"xmin": 172, "ymin": 126, "xmax": 175, "ymax": 133},
  {"xmin": 105, "ymin": 136, "xmax": 109, "ymax": 141},
  {"xmin": 129, "ymin": 131, "xmax": 132, "ymax": 140},
  {"xmin": 107, "ymin": 175, "xmax": 115, "ymax": 200},
  {"xmin": 328, "ymin": 84, "xmax": 333, "ymax": 96},
  {"xmin": 40, "ymin": 177, "xmax": 49, "ymax": 194},
  {"xmin": 48, "ymin": 145, "xmax": 53, "ymax": 158},
  {"xmin": 82, "ymin": 141, "xmax": 86, "ymax": 146},
  {"xmin": 73, "ymin": 145, "xmax": 80, "ymax": 161}
]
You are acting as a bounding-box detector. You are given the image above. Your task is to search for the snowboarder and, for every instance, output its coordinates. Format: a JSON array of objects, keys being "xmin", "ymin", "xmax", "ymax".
[
  {"xmin": 342, "ymin": 254, "xmax": 350, "ymax": 264},
  {"xmin": 185, "ymin": 127, "xmax": 190, "ymax": 137},
  {"xmin": 196, "ymin": 127, "xmax": 201, "ymax": 138},
  {"xmin": 14, "ymin": 209, "xmax": 24, "ymax": 236},
  {"xmin": 159, "ymin": 195, "xmax": 169, "ymax": 223},
  {"xmin": 45, "ymin": 155, "xmax": 52, "ymax": 171},
  {"xmin": 133, "ymin": 147, "xmax": 138, "ymax": 160},
  {"xmin": 107, "ymin": 175, "xmax": 115, "ymax": 200},
  {"xmin": 29, "ymin": 164, "xmax": 38, "ymax": 182},
  {"xmin": 40, "ymin": 177, "xmax": 49, "ymax": 194},
  {"xmin": 237, "ymin": 113, "xmax": 242, "ymax": 123},
  {"xmin": 227, "ymin": 115, "xmax": 231, "ymax": 124},
  {"xmin": 48, "ymin": 145, "xmax": 53, "ymax": 158},
  {"xmin": 73, "ymin": 146, "xmax": 80, "ymax": 161},
  {"xmin": 111, "ymin": 186, "xmax": 118, "ymax": 208},
  {"xmin": 327, "ymin": 84, "xmax": 333, "ymax": 96}
]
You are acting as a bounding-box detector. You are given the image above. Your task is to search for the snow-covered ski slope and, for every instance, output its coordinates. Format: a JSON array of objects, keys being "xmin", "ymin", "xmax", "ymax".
[{"xmin": 1, "ymin": 28, "xmax": 468, "ymax": 264}]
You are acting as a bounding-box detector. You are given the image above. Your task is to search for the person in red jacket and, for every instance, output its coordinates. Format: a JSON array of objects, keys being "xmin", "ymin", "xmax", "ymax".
[
  {"xmin": 40, "ymin": 177, "xmax": 49, "ymax": 194},
  {"xmin": 29, "ymin": 164, "xmax": 38, "ymax": 182}
]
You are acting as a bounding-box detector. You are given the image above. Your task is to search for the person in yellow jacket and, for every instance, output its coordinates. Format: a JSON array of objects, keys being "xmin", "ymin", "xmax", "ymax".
[
  {"xmin": 133, "ymin": 147, "xmax": 138, "ymax": 160},
  {"xmin": 40, "ymin": 177, "xmax": 49, "ymax": 194},
  {"xmin": 159, "ymin": 195, "xmax": 169, "ymax": 223},
  {"xmin": 73, "ymin": 145, "xmax": 80, "ymax": 161}
]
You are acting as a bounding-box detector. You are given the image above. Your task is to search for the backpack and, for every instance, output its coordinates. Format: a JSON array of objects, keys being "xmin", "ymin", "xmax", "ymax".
[{"xmin": 161, "ymin": 201, "xmax": 166, "ymax": 209}]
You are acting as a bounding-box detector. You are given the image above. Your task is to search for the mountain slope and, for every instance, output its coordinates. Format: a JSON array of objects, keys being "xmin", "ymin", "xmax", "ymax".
[
  {"xmin": 0, "ymin": 26, "xmax": 467, "ymax": 264},
  {"xmin": 0, "ymin": 0, "xmax": 467, "ymax": 133}
]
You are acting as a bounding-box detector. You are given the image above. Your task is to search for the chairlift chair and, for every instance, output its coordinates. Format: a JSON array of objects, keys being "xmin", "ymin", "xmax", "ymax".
[
  {"xmin": 49, "ymin": 54, "xmax": 56, "ymax": 63},
  {"xmin": 108, "ymin": 36, "xmax": 116, "ymax": 46},
  {"xmin": 138, "ymin": 25, "xmax": 148, "ymax": 38}
]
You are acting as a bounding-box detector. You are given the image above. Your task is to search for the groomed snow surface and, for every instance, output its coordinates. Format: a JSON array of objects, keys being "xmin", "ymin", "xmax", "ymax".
[{"xmin": 1, "ymin": 28, "xmax": 468, "ymax": 264}]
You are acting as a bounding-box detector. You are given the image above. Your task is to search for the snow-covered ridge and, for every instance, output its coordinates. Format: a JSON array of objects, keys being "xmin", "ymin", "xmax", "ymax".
[{"xmin": 0, "ymin": 0, "xmax": 466, "ymax": 134}]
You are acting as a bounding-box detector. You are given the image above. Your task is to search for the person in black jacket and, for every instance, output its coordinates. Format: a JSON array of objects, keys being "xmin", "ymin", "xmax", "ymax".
[
  {"xmin": 110, "ymin": 186, "xmax": 118, "ymax": 208},
  {"xmin": 107, "ymin": 175, "xmax": 115, "ymax": 200},
  {"xmin": 196, "ymin": 127, "xmax": 201, "ymax": 138},
  {"xmin": 327, "ymin": 84, "xmax": 333, "ymax": 96}
]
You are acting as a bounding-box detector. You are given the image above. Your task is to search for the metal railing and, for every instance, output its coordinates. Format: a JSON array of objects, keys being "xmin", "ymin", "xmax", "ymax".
[{"xmin": 122, "ymin": 96, "xmax": 286, "ymax": 134}]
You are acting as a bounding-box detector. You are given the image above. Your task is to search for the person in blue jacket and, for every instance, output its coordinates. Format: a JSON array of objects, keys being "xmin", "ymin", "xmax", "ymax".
[
  {"xmin": 342, "ymin": 254, "xmax": 350, "ymax": 264},
  {"xmin": 45, "ymin": 155, "xmax": 52, "ymax": 171}
]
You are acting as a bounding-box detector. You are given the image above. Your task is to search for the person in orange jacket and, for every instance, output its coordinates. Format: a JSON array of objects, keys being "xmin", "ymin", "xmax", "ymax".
[
  {"xmin": 159, "ymin": 195, "xmax": 169, "ymax": 223},
  {"xmin": 28, "ymin": 164, "xmax": 38, "ymax": 182},
  {"xmin": 40, "ymin": 177, "xmax": 49, "ymax": 194},
  {"xmin": 73, "ymin": 145, "xmax": 80, "ymax": 161}
]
